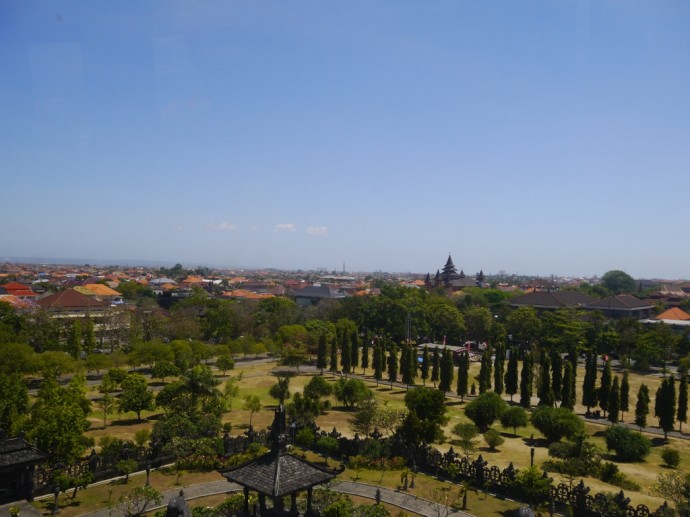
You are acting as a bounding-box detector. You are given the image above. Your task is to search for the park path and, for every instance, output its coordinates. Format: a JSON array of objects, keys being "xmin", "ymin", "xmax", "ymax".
[{"xmin": 33, "ymin": 478, "xmax": 473, "ymax": 517}]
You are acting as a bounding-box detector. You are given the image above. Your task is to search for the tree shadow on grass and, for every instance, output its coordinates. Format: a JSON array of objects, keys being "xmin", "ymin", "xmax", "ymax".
[
  {"xmin": 111, "ymin": 417, "xmax": 145, "ymax": 426},
  {"xmin": 521, "ymin": 436, "xmax": 549, "ymax": 448},
  {"xmin": 651, "ymin": 437, "xmax": 667, "ymax": 447},
  {"xmin": 446, "ymin": 400, "xmax": 465, "ymax": 407},
  {"xmin": 391, "ymin": 390, "xmax": 407, "ymax": 395}
]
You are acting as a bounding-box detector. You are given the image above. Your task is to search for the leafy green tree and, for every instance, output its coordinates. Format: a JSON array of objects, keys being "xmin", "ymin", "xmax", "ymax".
[
  {"xmin": 678, "ymin": 374, "xmax": 688, "ymax": 432},
  {"xmin": 399, "ymin": 387, "xmax": 449, "ymax": 445},
  {"xmin": 269, "ymin": 376, "xmax": 292, "ymax": 405},
  {"xmin": 431, "ymin": 346, "xmax": 440, "ymax": 387},
  {"xmin": 215, "ymin": 355, "xmax": 235, "ymax": 376},
  {"xmin": 601, "ymin": 270, "xmax": 635, "ymax": 294},
  {"xmin": 620, "ymin": 370, "xmax": 630, "ymax": 421},
  {"xmin": 465, "ymin": 391, "xmax": 506, "ymax": 432},
  {"xmin": 506, "ymin": 307, "xmax": 541, "ymax": 347},
  {"xmin": 531, "ymin": 406, "xmax": 584, "ymax": 442},
  {"xmin": 151, "ymin": 360, "xmax": 180, "ymax": 383},
  {"xmin": 560, "ymin": 361, "xmax": 575, "ymax": 410},
  {"xmin": 519, "ymin": 352, "xmax": 533, "ymax": 408},
  {"xmin": 242, "ymin": 395, "xmax": 261, "ymax": 427},
  {"xmin": 465, "ymin": 306, "xmax": 493, "ymax": 346},
  {"xmin": 635, "ymin": 384, "xmax": 650, "ymax": 429},
  {"xmin": 478, "ymin": 348, "xmax": 492, "ymax": 394},
  {"xmin": 112, "ymin": 484, "xmax": 162, "ymax": 517},
  {"xmin": 119, "ymin": 374, "xmax": 155, "ymax": 422},
  {"xmin": 500, "ymin": 406, "xmax": 528, "ymax": 436},
  {"xmin": 439, "ymin": 347, "xmax": 454, "ymax": 393},
  {"xmin": 538, "ymin": 351, "xmax": 554, "ymax": 407},
  {"xmin": 456, "ymin": 351, "xmax": 469, "ymax": 400},
  {"xmin": 505, "ymin": 348, "xmax": 519, "ymax": 402},
  {"xmin": 316, "ymin": 436, "xmax": 339, "ymax": 466},
  {"xmin": 0, "ymin": 373, "xmax": 29, "ymax": 436},
  {"xmin": 512, "ymin": 466, "xmax": 552, "ymax": 506},
  {"xmin": 350, "ymin": 397, "xmax": 379, "ymax": 437},
  {"xmin": 97, "ymin": 392, "xmax": 115, "ymax": 428},
  {"xmin": 421, "ymin": 346, "xmax": 430, "ymax": 385},
  {"xmin": 608, "ymin": 376, "xmax": 620, "ymax": 424},
  {"xmin": 452, "ymin": 423, "xmax": 479, "ymax": 457},
  {"xmin": 83, "ymin": 317, "xmax": 96, "ymax": 354},
  {"xmin": 582, "ymin": 349, "xmax": 598, "ymax": 412},
  {"xmin": 334, "ymin": 378, "xmax": 371, "ymax": 409},
  {"xmin": 493, "ymin": 343, "xmax": 505, "ymax": 395},
  {"xmin": 24, "ymin": 376, "xmax": 91, "ymax": 465}
]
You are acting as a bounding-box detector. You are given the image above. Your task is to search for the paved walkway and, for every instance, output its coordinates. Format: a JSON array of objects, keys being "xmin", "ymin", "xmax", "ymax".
[{"xmin": 50, "ymin": 477, "xmax": 473, "ymax": 517}]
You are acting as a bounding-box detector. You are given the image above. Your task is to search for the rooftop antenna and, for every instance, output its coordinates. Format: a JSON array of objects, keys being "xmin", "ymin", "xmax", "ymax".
[{"xmin": 343, "ymin": 261, "xmax": 345, "ymax": 274}]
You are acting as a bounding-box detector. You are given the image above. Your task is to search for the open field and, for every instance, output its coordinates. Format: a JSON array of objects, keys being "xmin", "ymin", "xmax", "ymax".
[{"xmin": 76, "ymin": 356, "xmax": 690, "ymax": 514}]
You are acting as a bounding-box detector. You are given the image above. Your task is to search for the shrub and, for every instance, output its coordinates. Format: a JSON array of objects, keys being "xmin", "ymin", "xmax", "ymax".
[
  {"xmin": 661, "ymin": 447, "xmax": 681, "ymax": 468},
  {"xmin": 604, "ymin": 425, "xmax": 651, "ymax": 462},
  {"xmin": 483, "ymin": 429, "xmax": 505, "ymax": 451},
  {"xmin": 295, "ymin": 428, "xmax": 315, "ymax": 449}
]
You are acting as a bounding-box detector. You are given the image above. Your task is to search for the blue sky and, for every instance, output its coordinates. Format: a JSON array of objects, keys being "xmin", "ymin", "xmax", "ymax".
[{"xmin": 2, "ymin": 1, "xmax": 689, "ymax": 278}]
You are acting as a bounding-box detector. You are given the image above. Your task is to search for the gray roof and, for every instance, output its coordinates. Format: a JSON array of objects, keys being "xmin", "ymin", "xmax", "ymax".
[
  {"xmin": 586, "ymin": 295, "xmax": 653, "ymax": 310},
  {"xmin": 510, "ymin": 290, "xmax": 597, "ymax": 309},
  {"xmin": 220, "ymin": 451, "xmax": 338, "ymax": 497},
  {"xmin": 293, "ymin": 285, "xmax": 345, "ymax": 299},
  {"xmin": 0, "ymin": 437, "xmax": 48, "ymax": 471}
]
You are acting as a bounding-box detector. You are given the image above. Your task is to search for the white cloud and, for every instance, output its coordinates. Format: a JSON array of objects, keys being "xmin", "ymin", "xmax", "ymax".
[
  {"xmin": 206, "ymin": 222, "xmax": 237, "ymax": 231},
  {"xmin": 274, "ymin": 223, "xmax": 297, "ymax": 232},
  {"xmin": 306, "ymin": 226, "xmax": 329, "ymax": 237}
]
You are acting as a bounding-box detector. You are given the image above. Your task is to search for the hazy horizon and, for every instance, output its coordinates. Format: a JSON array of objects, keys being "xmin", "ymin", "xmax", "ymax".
[{"xmin": 3, "ymin": 2, "xmax": 689, "ymax": 279}]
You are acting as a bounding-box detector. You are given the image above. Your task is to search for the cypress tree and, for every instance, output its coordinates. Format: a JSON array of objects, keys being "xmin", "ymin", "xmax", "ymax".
[
  {"xmin": 567, "ymin": 343, "xmax": 578, "ymax": 403},
  {"xmin": 479, "ymin": 348, "xmax": 492, "ymax": 394},
  {"xmin": 519, "ymin": 352, "xmax": 533, "ymax": 408},
  {"xmin": 400, "ymin": 344, "xmax": 408, "ymax": 384},
  {"xmin": 421, "ymin": 346, "xmax": 430, "ymax": 385},
  {"xmin": 608, "ymin": 376, "xmax": 620, "ymax": 424},
  {"xmin": 329, "ymin": 338, "xmax": 338, "ymax": 373},
  {"xmin": 678, "ymin": 374, "xmax": 688, "ymax": 432},
  {"xmin": 341, "ymin": 333, "xmax": 351, "ymax": 375},
  {"xmin": 582, "ymin": 349, "xmax": 597, "ymax": 413},
  {"xmin": 406, "ymin": 346, "xmax": 417, "ymax": 388},
  {"xmin": 372, "ymin": 344, "xmax": 382, "ymax": 385},
  {"xmin": 620, "ymin": 370, "xmax": 630, "ymax": 421},
  {"xmin": 316, "ymin": 333, "xmax": 328, "ymax": 373},
  {"xmin": 387, "ymin": 344, "xmax": 398, "ymax": 387},
  {"xmin": 361, "ymin": 335, "xmax": 369, "ymax": 375},
  {"xmin": 599, "ymin": 358, "xmax": 612, "ymax": 416},
  {"xmin": 551, "ymin": 351, "xmax": 563, "ymax": 403},
  {"xmin": 538, "ymin": 351, "xmax": 554, "ymax": 407},
  {"xmin": 457, "ymin": 351, "xmax": 469, "ymax": 401},
  {"xmin": 439, "ymin": 348, "xmax": 454, "ymax": 393},
  {"xmin": 659, "ymin": 376, "xmax": 676, "ymax": 440},
  {"xmin": 494, "ymin": 343, "xmax": 505, "ymax": 395},
  {"xmin": 635, "ymin": 384, "xmax": 650, "ymax": 430},
  {"xmin": 505, "ymin": 348, "xmax": 519, "ymax": 402},
  {"xmin": 350, "ymin": 331, "xmax": 359, "ymax": 373},
  {"xmin": 561, "ymin": 361, "xmax": 575, "ymax": 410},
  {"xmin": 84, "ymin": 317, "xmax": 96, "ymax": 354},
  {"xmin": 431, "ymin": 347, "xmax": 440, "ymax": 387}
]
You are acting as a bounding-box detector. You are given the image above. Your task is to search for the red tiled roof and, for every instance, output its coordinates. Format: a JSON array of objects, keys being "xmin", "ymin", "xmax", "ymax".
[{"xmin": 37, "ymin": 289, "xmax": 110, "ymax": 310}]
